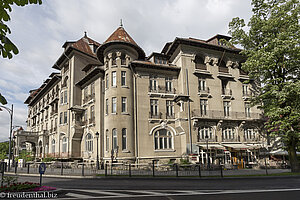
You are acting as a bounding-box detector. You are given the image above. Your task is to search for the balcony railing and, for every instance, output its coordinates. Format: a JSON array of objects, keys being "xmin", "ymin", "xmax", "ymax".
[
  {"xmin": 219, "ymin": 67, "xmax": 229, "ymax": 73},
  {"xmin": 191, "ymin": 109, "xmax": 263, "ymax": 120},
  {"xmin": 149, "ymin": 112, "xmax": 162, "ymax": 119},
  {"xmin": 166, "ymin": 113, "xmax": 175, "ymax": 119},
  {"xmin": 149, "ymin": 86, "xmax": 176, "ymax": 94},
  {"xmin": 195, "ymin": 63, "xmax": 207, "ymax": 70}
]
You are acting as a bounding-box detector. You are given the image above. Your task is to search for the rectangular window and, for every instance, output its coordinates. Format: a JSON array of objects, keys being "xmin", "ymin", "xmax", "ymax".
[
  {"xmin": 112, "ymin": 97, "xmax": 117, "ymax": 113},
  {"xmin": 243, "ymin": 84, "xmax": 249, "ymax": 96},
  {"xmin": 105, "ymin": 99, "xmax": 109, "ymax": 115},
  {"xmin": 64, "ymin": 111, "xmax": 67, "ymax": 123},
  {"xmin": 112, "ymin": 129, "xmax": 118, "ymax": 150},
  {"xmin": 166, "ymin": 100, "xmax": 174, "ymax": 118},
  {"xmin": 223, "ymin": 101, "xmax": 230, "ymax": 117},
  {"xmin": 150, "ymin": 99, "xmax": 158, "ymax": 117},
  {"xmin": 59, "ymin": 112, "xmax": 63, "ymax": 124},
  {"xmin": 112, "ymin": 71, "xmax": 117, "ymax": 87},
  {"xmin": 121, "ymin": 71, "xmax": 126, "ymax": 86},
  {"xmin": 165, "ymin": 77, "xmax": 172, "ymax": 92},
  {"xmin": 64, "ymin": 90, "xmax": 67, "ymax": 104},
  {"xmin": 105, "ymin": 74, "xmax": 109, "ymax": 89},
  {"xmin": 90, "ymin": 105, "xmax": 95, "ymax": 122},
  {"xmin": 200, "ymin": 99, "xmax": 208, "ymax": 116},
  {"xmin": 60, "ymin": 92, "xmax": 63, "ymax": 104},
  {"xmin": 91, "ymin": 82, "xmax": 95, "ymax": 98},
  {"xmin": 245, "ymin": 102, "xmax": 251, "ymax": 118},
  {"xmin": 122, "ymin": 128, "xmax": 127, "ymax": 150},
  {"xmin": 198, "ymin": 78, "xmax": 206, "ymax": 92},
  {"xmin": 149, "ymin": 76, "xmax": 157, "ymax": 92},
  {"xmin": 121, "ymin": 97, "xmax": 127, "ymax": 113}
]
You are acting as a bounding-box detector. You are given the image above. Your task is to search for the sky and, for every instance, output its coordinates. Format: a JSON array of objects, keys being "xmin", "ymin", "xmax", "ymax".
[{"xmin": 0, "ymin": 0, "xmax": 253, "ymax": 142}]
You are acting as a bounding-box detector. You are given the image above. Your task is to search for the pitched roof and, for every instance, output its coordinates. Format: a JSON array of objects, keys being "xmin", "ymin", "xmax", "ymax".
[
  {"xmin": 104, "ymin": 27, "xmax": 138, "ymax": 46},
  {"xmin": 53, "ymin": 34, "xmax": 101, "ymax": 70},
  {"xmin": 97, "ymin": 26, "xmax": 145, "ymax": 63}
]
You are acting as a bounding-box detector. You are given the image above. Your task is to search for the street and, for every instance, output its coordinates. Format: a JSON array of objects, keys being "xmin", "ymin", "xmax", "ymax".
[{"xmin": 13, "ymin": 175, "xmax": 300, "ymax": 199}]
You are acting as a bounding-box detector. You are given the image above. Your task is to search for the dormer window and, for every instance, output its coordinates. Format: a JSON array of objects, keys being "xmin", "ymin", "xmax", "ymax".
[
  {"xmin": 89, "ymin": 43, "xmax": 97, "ymax": 53},
  {"xmin": 154, "ymin": 56, "xmax": 167, "ymax": 64}
]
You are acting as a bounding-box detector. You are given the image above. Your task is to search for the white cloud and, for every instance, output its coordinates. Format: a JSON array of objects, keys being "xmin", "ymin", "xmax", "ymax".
[{"xmin": 0, "ymin": 0, "xmax": 252, "ymax": 142}]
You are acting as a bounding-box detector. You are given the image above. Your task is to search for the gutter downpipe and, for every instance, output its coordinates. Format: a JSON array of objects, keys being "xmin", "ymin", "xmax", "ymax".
[
  {"xmin": 129, "ymin": 63, "xmax": 138, "ymax": 163},
  {"xmin": 186, "ymin": 68, "xmax": 192, "ymax": 155}
]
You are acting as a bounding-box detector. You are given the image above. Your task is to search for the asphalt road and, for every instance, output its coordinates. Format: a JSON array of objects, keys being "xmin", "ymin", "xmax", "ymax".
[{"xmin": 13, "ymin": 175, "xmax": 300, "ymax": 199}]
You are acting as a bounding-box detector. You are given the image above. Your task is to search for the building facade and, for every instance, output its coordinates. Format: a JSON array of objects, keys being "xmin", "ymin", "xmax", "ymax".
[{"xmin": 17, "ymin": 26, "xmax": 265, "ymax": 168}]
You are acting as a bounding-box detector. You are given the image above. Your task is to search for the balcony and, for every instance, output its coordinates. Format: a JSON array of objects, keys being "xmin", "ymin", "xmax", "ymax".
[
  {"xmin": 83, "ymin": 94, "xmax": 95, "ymax": 104},
  {"xmin": 198, "ymin": 87, "xmax": 211, "ymax": 97},
  {"xmin": 148, "ymin": 86, "xmax": 176, "ymax": 98},
  {"xmin": 218, "ymin": 67, "xmax": 233, "ymax": 78},
  {"xmin": 221, "ymin": 89, "xmax": 233, "ymax": 99},
  {"xmin": 191, "ymin": 109, "xmax": 263, "ymax": 120},
  {"xmin": 166, "ymin": 113, "xmax": 175, "ymax": 119},
  {"xmin": 242, "ymin": 91, "xmax": 253, "ymax": 100},
  {"xmin": 51, "ymin": 109, "xmax": 58, "ymax": 115},
  {"xmin": 149, "ymin": 112, "xmax": 162, "ymax": 119}
]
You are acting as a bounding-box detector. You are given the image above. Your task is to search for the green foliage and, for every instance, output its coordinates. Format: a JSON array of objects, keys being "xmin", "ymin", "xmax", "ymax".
[
  {"xmin": 0, "ymin": 93, "xmax": 7, "ymax": 105},
  {"xmin": 17, "ymin": 150, "xmax": 34, "ymax": 162},
  {"xmin": 42, "ymin": 154, "xmax": 55, "ymax": 162},
  {"xmin": 0, "ymin": 141, "xmax": 9, "ymax": 159},
  {"xmin": 0, "ymin": 0, "xmax": 42, "ymax": 59},
  {"xmin": 2, "ymin": 176, "xmax": 18, "ymax": 186},
  {"xmin": 228, "ymin": 0, "xmax": 300, "ymax": 171},
  {"xmin": 179, "ymin": 159, "xmax": 191, "ymax": 165}
]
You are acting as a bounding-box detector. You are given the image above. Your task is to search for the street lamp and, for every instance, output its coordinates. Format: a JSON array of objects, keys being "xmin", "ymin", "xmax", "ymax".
[
  {"xmin": 0, "ymin": 104, "xmax": 13, "ymax": 171},
  {"xmin": 95, "ymin": 132, "xmax": 100, "ymax": 170}
]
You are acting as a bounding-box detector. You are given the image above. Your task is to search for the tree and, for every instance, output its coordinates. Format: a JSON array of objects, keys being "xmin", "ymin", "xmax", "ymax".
[
  {"xmin": 228, "ymin": 0, "xmax": 300, "ymax": 172},
  {"xmin": 0, "ymin": 93, "xmax": 7, "ymax": 105},
  {"xmin": 0, "ymin": 141, "xmax": 9, "ymax": 159},
  {"xmin": 0, "ymin": 0, "xmax": 42, "ymax": 59}
]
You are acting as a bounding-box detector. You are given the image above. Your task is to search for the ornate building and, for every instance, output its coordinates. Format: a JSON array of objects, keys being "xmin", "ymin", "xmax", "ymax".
[{"xmin": 17, "ymin": 25, "xmax": 265, "ymax": 168}]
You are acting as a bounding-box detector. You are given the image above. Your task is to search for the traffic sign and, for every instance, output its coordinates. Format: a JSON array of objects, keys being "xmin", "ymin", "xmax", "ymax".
[{"xmin": 39, "ymin": 163, "xmax": 46, "ymax": 174}]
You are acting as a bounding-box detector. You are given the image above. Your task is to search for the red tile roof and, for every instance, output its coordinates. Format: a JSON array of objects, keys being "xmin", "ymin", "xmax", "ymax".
[
  {"xmin": 104, "ymin": 27, "xmax": 138, "ymax": 46},
  {"xmin": 71, "ymin": 35, "xmax": 101, "ymax": 57}
]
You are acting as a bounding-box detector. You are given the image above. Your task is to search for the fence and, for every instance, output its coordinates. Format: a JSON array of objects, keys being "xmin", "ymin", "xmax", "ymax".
[{"xmin": 2, "ymin": 161, "xmax": 290, "ymax": 178}]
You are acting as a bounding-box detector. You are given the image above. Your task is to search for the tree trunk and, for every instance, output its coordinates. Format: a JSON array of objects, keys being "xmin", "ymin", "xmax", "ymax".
[{"xmin": 287, "ymin": 137, "xmax": 300, "ymax": 172}]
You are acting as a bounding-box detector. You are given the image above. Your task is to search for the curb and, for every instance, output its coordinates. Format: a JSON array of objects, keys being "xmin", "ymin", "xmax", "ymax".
[{"xmin": 4, "ymin": 172, "xmax": 96, "ymax": 179}]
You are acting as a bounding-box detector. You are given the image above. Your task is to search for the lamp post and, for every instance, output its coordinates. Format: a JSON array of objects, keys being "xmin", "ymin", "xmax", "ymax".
[
  {"xmin": 95, "ymin": 132, "xmax": 100, "ymax": 170},
  {"xmin": 0, "ymin": 104, "xmax": 13, "ymax": 171}
]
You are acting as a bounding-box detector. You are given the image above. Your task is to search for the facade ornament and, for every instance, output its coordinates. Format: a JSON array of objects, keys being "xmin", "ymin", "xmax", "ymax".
[
  {"xmin": 239, "ymin": 121, "xmax": 246, "ymax": 131},
  {"xmin": 116, "ymin": 51, "xmax": 122, "ymax": 57},
  {"xmin": 216, "ymin": 120, "xmax": 223, "ymax": 131},
  {"xmin": 212, "ymin": 58, "xmax": 219, "ymax": 65},
  {"xmin": 160, "ymin": 120, "xmax": 168, "ymax": 129},
  {"xmin": 226, "ymin": 60, "xmax": 233, "ymax": 68}
]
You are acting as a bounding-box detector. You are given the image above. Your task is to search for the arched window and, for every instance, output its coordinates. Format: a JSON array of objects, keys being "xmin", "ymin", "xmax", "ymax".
[
  {"xmin": 195, "ymin": 56, "xmax": 206, "ymax": 70},
  {"xmin": 51, "ymin": 139, "xmax": 55, "ymax": 153},
  {"xmin": 120, "ymin": 53, "xmax": 126, "ymax": 65},
  {"xmin": 112, "ymin": 52, "xmax": 117, "ymax": 66},
  {"xmin": 62, "ymin": 76, "xmax": 68, "ymax": 87},
  {"xmin": 244, "ymin": 128, "xmax": 257, "ymax": 140},
  {"xmin": 62, "ymin": 137, "xmax": 67, "ymax": 153},
  {"xmin": 198, "ymin": 126, "xmax": 213, "ymax": 141},
  {"xmin": 85, "ymin": 133, "xmax": 93, "ymax": 152},
  {"xmin": 222, "ymin": 127, "xmax": 235, "ymax": 140},
  {"xmin": 154, "ymin": 129, "xmax": 173, "ymax": 150},
  {"xmin": 112, "ymin": 128, "xmax": 118, "ymax": 150}
]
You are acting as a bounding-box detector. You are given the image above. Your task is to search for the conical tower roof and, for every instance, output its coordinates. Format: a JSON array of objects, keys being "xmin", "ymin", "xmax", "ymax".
[{"xmin": 96, "ymin": 26, "xmax": 145, "ymax": 63}]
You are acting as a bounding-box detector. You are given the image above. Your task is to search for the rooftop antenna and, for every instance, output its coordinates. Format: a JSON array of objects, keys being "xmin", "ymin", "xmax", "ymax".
[{"xmin": 120, "ymin": 19, "xmax": 123, "ymax": 27}]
